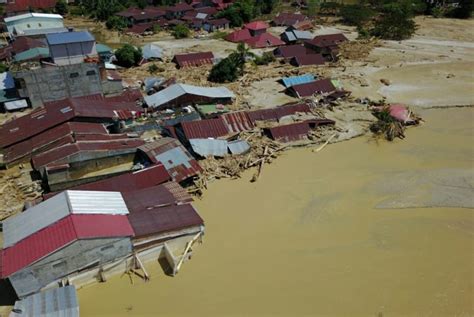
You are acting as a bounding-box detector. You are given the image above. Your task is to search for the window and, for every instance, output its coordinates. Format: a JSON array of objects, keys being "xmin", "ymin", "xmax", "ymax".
[
  {"xmin": 27, "ymin": 24, "xmax": 31, "ymax": 28},
  {"xmin": 100, "ymin": 245, "xmax": 114, "ymax": 252},
  {"xmin": 38, "ymin": 23, "xmax": 42, "ymax": 27},
  {"xmin": 69, "ymin": 72, "xmax": 79, "ymax": 78},
  {"xmin": 52, "ymin": 261, "xmax": 66, "ymax": 269},
  {"xmin": 86, "ymin": 70, "xmax": 96, "ymax": 76}
]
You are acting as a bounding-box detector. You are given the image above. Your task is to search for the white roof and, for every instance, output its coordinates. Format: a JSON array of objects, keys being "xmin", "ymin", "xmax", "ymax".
[
  {"xmin": 144, "ymin": 83, "xmax": 235, "ymax": 108},
  {"xmin": 4, "ymin": 13, "xmax": 63, "ymax": 23},
  {"xmin": 2, "ymin": 190, "xmax": 129, "ymax": 248},
  {"xmin": 4, "ymin": 99, "xmax": 28, "ymax": 111}
]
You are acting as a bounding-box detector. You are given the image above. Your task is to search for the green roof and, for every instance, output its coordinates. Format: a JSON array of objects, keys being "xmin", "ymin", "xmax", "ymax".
[
  {"xmin": 96, "ymin": 43, "xmax": 112, "ymax": 54},
  {"xmin": 196, "ymin": 104, "xmax": 229, "ymax": 115},
  {"xmin": 14, "ymin": 47, "xmax": 50, "ymax": 62}
]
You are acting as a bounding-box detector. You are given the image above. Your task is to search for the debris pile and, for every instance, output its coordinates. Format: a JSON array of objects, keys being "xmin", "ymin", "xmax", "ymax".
[{"xmin": 338, "ymin": 39, "xmax": 378, "ymax": 61}]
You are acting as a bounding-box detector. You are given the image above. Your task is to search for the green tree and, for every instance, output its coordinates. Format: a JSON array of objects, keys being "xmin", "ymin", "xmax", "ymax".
[
  {"xmin": 172, "ymin": 24, "xmax": 190, "ymax": 39},
  {"xmin": 115, "ymin": 44, "xmax": 142, "ymax": 67},
  {"xmin": 371, "ymin": 1, "xmax": 417, "ymax": 40},
  {"xmin": 307, "ymin": 0, "xmax": 320, "ymax": 17},
  {"xmin": 208, "ymin": 58, "xmax": 240, "ymax": 83},
  {"xmin": 450, "ymin": 0, "xmax": 473, "ymax": 18},
  {"xmin": 253, "ymin": 51, "xmax": 275, "ymax": 65},
  {"xmin": 0, "ymin": 63, "xmax": 8, "ymax": 73},
  {"xmin": 148, "ymin": 63, "xmax": 159, "ymax": 74},
  {"xmin": 339, "ymin": 4, "xmax": 375, "ymax": 27},
  {"xmin": 216, "ymin": 0, "xmax": 256, "ymax": 27},
  {"xmin": 106, "ymin": 16, "xmax": 128, "ymax": 30},
  {"xmin": 55, "ymin": 0, "xmax": 68, "ymax": 15}
]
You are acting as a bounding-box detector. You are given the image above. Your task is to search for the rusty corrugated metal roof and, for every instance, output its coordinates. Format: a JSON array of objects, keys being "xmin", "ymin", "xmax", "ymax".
[
  {"xmin": 173, "ymin": 52, "xmax": 214, "ymax": 68},
  {"xmin": 265, "ymin": 122, "xmax": 310, "ymax": 142},
  {"xmin": 138, "ymin": 138, "xmax": 202, "ymax": 183},
  {"xmin": 180, "ymin": 117, "xmax": 229, "ymax": 140},
  {"xmin": 288, "ymin": 78, "xmax": 336, "ymax": 98},
  {"xmin": 221, "ymin": 111, "xmax": 254, "ymax": 133}
]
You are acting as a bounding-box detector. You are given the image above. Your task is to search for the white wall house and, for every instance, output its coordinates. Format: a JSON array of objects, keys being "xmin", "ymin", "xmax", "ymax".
[
  {"xmin": 4, "ymin": 13, "xmax": 65, "ymax": 37},
  {"xmin": 46, "ymin": 31, "xmax": 98, "ymax": 66}
]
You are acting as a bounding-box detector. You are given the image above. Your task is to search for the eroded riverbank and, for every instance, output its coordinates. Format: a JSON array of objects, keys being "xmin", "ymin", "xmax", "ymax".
[{"xmin": 78, "ymin": 107, "xmax": 473, "ymax": 317}]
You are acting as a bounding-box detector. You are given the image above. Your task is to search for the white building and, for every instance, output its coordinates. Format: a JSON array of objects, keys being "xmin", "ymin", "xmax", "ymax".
[{"xmin": 4, "ymin": 13, "xmax": 65, "ymax": 37}]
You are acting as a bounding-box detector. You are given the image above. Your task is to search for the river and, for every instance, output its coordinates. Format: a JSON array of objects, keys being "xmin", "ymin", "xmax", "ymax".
[{"xmin": 79, "ymin": 107, "xmax": 473, "ymax": 317}]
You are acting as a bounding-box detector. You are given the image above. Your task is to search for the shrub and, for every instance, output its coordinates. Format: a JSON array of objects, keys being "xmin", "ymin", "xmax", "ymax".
[
  {"xmin": 340, "ymin": 4, "xmax": 375, "ymax": 27},
  {"xmin": 0, "ymin": 63, "xmax": 8, "ymax": 73},
  {"xmin": 55, "ymin": 0, "xmax": 68, "ymax": 15},
  {"xmin": 208, "ymin": 58, "xmax": 239, "ymax": 83},
  {"xmin": 172, "ymin": 24, "xmax": 190, "ymax": 39},
  {"xmin": 148, "ymin": 64, "xmax": 159, "ymax": 74},
  {"xmin": 253, "ymin": 52, "xmax": 275, "ymax": 65},
  {"xmin": 153, "ymin": 24, "xmax": 162, "ymax": 34},
  {"xmin": 106, "ymin": 16, "xmax": 128, "ymax": 31},
  {"xmin": 115, "ymin": 44, "xmax": 142, "ymax": 67}
]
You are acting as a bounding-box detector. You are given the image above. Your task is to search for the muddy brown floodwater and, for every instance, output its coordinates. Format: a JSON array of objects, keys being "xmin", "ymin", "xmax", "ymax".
[{"xmin": 79, "ymin": 107, "xmax": 473, "ymax": 317}]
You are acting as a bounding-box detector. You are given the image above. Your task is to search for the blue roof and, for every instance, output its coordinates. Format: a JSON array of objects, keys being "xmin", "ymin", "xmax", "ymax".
[
  {"xmin": 281, "ymin": 74, "xmax": 316, "ymax": 88},
  {"xmin": 0, "ymin": 72, "xmax": 15, "ymax": 90},
  {"xmin": 46, "ymin": 31, "xmax": 95, "ymax": 45}
]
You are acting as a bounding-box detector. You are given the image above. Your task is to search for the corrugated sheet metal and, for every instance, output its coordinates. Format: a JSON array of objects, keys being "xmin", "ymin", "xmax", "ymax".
[
  {"xmin": 173, "ymin": 52, "xmax": 214, "ymax": 68},
  {"xmin": 247, "ymin": 103, "xmax": 311, "ymax": 123},
  {"xmin": 144, "ymin": 83, "xmax": 235, "ymax": 109},
  {"xmin": 138, "ymin": 138, "xmax": 202, "ymax": 182},
  {"xmin": 225, "ymin": 29, "xmax": 252, "ymax": 42},
  {"xmin": 46, "ymin": 31, "xmax": 95, "ymax": 45},
  {"xmin": 190, "ymin": 139, "xmax": 228, "ymax": 157},
  {"xmin": 221, "ymin": 111, "xmax": 254, "ymax": 133},
  {"xmin": 306, "ymin": 33, "xmax": 348, "ymax": 48},
  {"xmin": 66, "ymin": 191, "xmax": 129, "ymax": 215},
  {"xmin": 1, "ymin": 214, "xmax": 134, "ymax": 277},
  {"xmin": 181, "ymin": 117, "xmax": 229, "ymax": 140},
  {"xmin": 265, "ymin": 122, "xmax": 310, "ymax": 142},
  {"xmin": 43, "ymin": 164, "xmax": 170, "ymax": 200},
  {"xmin": 289, "ymin": 78, "xmax": 336, "ymax": 98},
  {"xmin": 281, "ymin": 74, "xmax": 315, "ymax": 88},
  {"xmin": 228, "ymin": 140, "xmax": 251, "ymax": 155},
  {"xmin": 11, "ymin": 285, "xmax": 79, "ymax": 317},
  {"xmin": 32, "ymin": 138, "xmax": 144, "ymax": 170},
  {"xmin": 127, "ymin": 204, "xmax": 203, "ymax": 238},
  {"xmin": 245, "ymin": 33, "xmax": 285, "ymax": 48},
  {"xmin": 163, "ymin": 111, "xmax": 201, "ymax": 127},
  {"xmin": 274, "ymin": 44, "xmax": 308, "ymax": 58},
  {"xmin": 292, "ymin": 54, "xmax": 326, "ymax": 66},
  {"xmin": 3, "ymin": 190, "xmax": 129, "ymax": 248}
]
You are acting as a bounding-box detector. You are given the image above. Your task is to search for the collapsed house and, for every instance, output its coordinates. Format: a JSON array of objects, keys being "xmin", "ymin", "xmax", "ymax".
[
  {"xmin": 172, "ymin": 52, "xmax": 214, "ymax": 69},
  {"xmin": 32, "ymin": 138, "xmax": 145, "ymax": 191},
  {"xmin": 137, "ymin": 137, "xmax": 202, "ymax": 183},
  {"xmin": 304, "ymin": 33, "xmax": 349, "ymax": 60},
  {"xmin": 263, "ymin": 119, "xmax": 335, "ymax": 143},
  {"xmin": 287, "ymin": 78, "xmax": 337, "ymax": 98},
  {"xmin": 144, "ymin": 83, "xmax": 234, "ymax": 110}
]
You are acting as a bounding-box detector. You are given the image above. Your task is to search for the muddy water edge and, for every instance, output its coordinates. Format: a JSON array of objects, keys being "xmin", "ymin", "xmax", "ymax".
[{"xmin": 79, "ymin": 107, "xmax": 474, "ymax": 317}]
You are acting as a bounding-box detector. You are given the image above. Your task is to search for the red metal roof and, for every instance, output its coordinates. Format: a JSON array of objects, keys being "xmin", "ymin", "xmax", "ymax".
[
  {"xmin": 244, "ymin": 21, "xmax": 269, "ymax": 31},
  {"xmin": 3, "ymin": 122, "xmax": 107, "ymax": 164},
  {"xmin": 11, "ymin": 37, "xmax": 46, "ymax": 54},
  {"xmin": 180, "ymin": 117, "xmax": 229, "ymax": 139},
  {"xmin": 273, "ymin": 45, "xmax": 309, "ymax": 59},
  {"xmin": 220, "ymin": 111, "xmax": 254, "ymax": 133},
  {"xmin": 288, "ymin": 78, "xmax": 336, "ymax": 97},
  {"xmin": 246, "ymin": 103, "xmax": 311, "ymax": 123},
  {"xmin": 138, "ymin": 138, "xmax": 202, "ymax": 183},
  {"xmin": 5, "ymin": 0, "xmax": 56, "ymax": 13},
  {"xmin": 173, "ymin": 51, "xmax": 214, "ymax": 68},
  {"xmin": 0, "ymin": 91, "xmax": 142, "ymax": 149},
  {"xmin": 305, "ymin": 33, "xmax": 348, "ymax": 48},
  {"xmin": 225, "ymin": 29, "xmax": 252, "ymax": 42},
  {"xmin": 167, "ymin": 2, "xmax": 193, "ymax": 12},
  {"xmin": 44, "ymin": 164, "xmax": 170, "ymax": 200},
  {"xmin": 127, "ymin": 23, "xmax": 153, "ymax": 34},
  {"xmin": 0, "ymin": 214, "xmax": 134, "ymax": 277},
  {"xmin": 291, "ymin": 53, "xmax": 326, "ymax": 66},
  {"xmin": 265, "ymin": 122, "xmax": 310, "ymax": 142},
  {"xmin": 244, "ymin": 32, "xmax": 285, "ymax": 48},
  {"xmin": 32, "ymin": 138, "xmax": 145, "ymax": 170}
]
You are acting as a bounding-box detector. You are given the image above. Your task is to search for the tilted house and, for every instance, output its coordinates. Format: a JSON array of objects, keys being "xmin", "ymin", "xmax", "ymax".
[
  {"xmin": 287, "ymin": 78, "xmax": 336, "ymax": 98},
  {"xmin": 4, "ymin": 13, "xmax": 64, "ymax": 38},
  {"xmin": 144, "ymin": 83, "xmax": 234, "ymax": 109},
  {"xmin": 46, "ymin": 31, "xmax": 98, "ymax": 66},
  {"xmin": 172, "ymin": 51, "xmax": 214, "ymax": 69},
  {"xmin": 0, "ymin": 190, "xmax": 134, "ymax": 298}
]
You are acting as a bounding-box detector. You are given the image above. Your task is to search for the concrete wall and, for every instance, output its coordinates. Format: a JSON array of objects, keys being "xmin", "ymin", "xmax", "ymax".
[
  {"xmin": 6, "ymin": 17, "xmax": 64, "ymax": 35},
  {"xmin": 50, "ymin": 41, "xmax": 98, "ymax": 66},
  {"xmin": 46, "ymin": 152, "xmax": 136, "ymax": 191},
  {"xmin": 9, "ymin": 237, "xmax": 132, "ymax": 298},
  {"xmin": 13, "ymin": 63, "xmax": 103, "ymax": 108}
]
